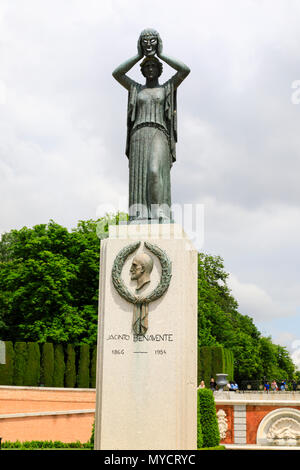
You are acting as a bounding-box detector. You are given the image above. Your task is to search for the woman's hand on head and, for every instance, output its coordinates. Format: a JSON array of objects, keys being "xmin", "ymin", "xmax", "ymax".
[
  {"xmin": 137, "ymin": 38, "xmax": 144, "ymax": 59},
  {"xmin": 157, "ymin": 36, "xmax": 163, "ymax": 58}
]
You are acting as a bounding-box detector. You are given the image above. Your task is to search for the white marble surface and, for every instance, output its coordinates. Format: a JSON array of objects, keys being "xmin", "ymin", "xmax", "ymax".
[{"xmin": 94, "ymin": 224, "xmax": 198, "ymax": 450}]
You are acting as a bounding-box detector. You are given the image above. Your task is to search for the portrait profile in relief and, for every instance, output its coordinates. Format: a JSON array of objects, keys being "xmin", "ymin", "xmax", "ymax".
[
  {"xmin": 112, "ymin": 241, "xmax": 172, "ymax": 336},
  {"xmin": 130, "ymin": 252, "xmax": 154, "ymax": 291}
]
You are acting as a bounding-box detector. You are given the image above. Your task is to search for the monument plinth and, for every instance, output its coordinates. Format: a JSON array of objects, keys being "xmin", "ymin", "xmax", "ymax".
[{"xmin": 94, "ymin": 224, "xmax": 197, "ymax": 450}]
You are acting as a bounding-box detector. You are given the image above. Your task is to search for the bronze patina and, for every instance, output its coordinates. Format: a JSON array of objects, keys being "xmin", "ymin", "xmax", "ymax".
[{"xmin": 112, "ymin": 28, "xmax": 190, "ymax": 223}]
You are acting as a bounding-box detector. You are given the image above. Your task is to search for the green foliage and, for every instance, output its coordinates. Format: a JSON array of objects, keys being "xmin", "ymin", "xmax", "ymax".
[
  {"xmin": 1, "ymin": 440, "xmax": 91, "ymax": 449},
  {"xmin": 197, "ymin": 388, "xmax": 220, "ymax": 448},
  {"xmin": 24, "ymin": 342, "xmax": 40, "ymax": 386},
  {"xmin": 65, "ymin": 343, "xmax": 76, "ymax": 388},
  {"xmin": 90, "ymin": 345, "xmax": 97, "ymax": 388},
  {"xmin": 13, "ymin": 342, "xmax": 28, "ymax": 386},
  {"xmin": 89, "ymin": 420, "xmax": 95, "ymax": 449},
  {"xmin": 53, "ymin": 344, "xmax": 65, "ymax": 387},
  {"xmin": 77, "ymin": 344, "xmax": 90, "ymax": 388},
  {"xmin": 41, "ymin": 342, "xmax": 54, "ymax": 387},
  {"xmin": 0, "ymin": 341, "xmax": 14, "ymax": 385},
  {"xmin": 197, "ymin": 253, "xmax": 296, "ymax": 383},
  {"xmin": 197, "ymin": 346, "xmax": 212, "ymax": 387},
  {"xmin": 0, "ymin": 216, "xmax": 296, "ymax": 383},
  {"xmin": 197, "ymin": 390, "xmax": 203, "ymax": 449},
  {"xmin": 198, "ymin": 346, "xmax": 234, "ymax": 386}
]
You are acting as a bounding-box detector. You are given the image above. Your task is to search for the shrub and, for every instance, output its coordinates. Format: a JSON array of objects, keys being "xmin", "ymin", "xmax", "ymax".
[
  {"xmin": 90, "ymin": 346, "xmax": 97, "ymax": 388},
  {"xmin": 41, "ymin": 342, "xmax": 54, "ymax": 386},
  {"xmin": 53, "ymin": 344, "xmax": 65, "ymax": 387},
  {"xmin": 0, "ymin": 341, "xmax": 14, "ymax": 385},
  {"xmin": 198, "ymin": 346, "xmax": 212, "ymax": 387},
  {"xmin": 77, "ymin": 344, "xmax": 90, "ymax": 388},
  {"xmin": 13, "ymin": 342, "xmax": 28, "ymax": 386},
  {"xmin": 198, "ymin": 388, "xmax": 220, "ymax": 448},
  {"xmin": 197, "ymin": 390, "xmax": 203, "ymax": 449},
  {"xmin": 65, "ymin": 343, "xmax": 76, "ymax": 388},
  {"xmin": 24, "ymin": 342, "xmax": 40, "ymax": 386}
]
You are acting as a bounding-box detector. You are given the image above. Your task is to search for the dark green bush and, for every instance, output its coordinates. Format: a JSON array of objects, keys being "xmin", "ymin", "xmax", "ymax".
[
  {"xmin": 211, "ymin": 346, "xmax": 225, "ymax": 378},
  {"xmin": 24, "ymin": 342, "xmax": 40, "ymax": 386},
  {"xmin": 77, "ymin": 344, "xmax": 90, "ymax": 388},
  {"xmin": 13, "ymin": 342, "xmax": 28, "ymax": 386},
  {"xmin": 198, "ymin": 346, "xmax": 212, "ymax": 387},
  {"xmin": 197, "ymin": 389, "xmax": 203, "ymax": 449},
  {"xmin": 198, "ymin": 346, "xmax": 234, "ymax": 386},
  {"xmin": 0, "ymin": 341, "xmax": 14, "ymax": 385},
  {"xmin": 65, "ymin": 343, "xmax": 76, "ymax": 388},
  {"xmin": 53, "ymin": 344, "xmax": 65, "ymax": 387},
  {"xmin": 41, "ymin": 342, "xmax": 54, "ymax": 387},
  {"xmin": 1, "ymin": 439, "xmax": 91, "ymax": 449},
  {"xmin": 90, "ymin": 345, "xmax": 97, "ymax": 388},
  {"xmin": 198, "ymin": 388, "xmax": 220, "ymax": 448}
]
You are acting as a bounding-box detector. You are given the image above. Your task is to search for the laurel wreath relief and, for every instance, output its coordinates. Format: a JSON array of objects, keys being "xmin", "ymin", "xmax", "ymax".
[{"xmin": 111, "ymin": 241, "xmax": 172, "ymax": 336}]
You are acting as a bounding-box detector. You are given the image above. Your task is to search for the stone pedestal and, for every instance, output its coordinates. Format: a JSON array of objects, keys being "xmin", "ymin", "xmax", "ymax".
[{"xmin": 94, "ymin": 224, "xmax": 197, "ymax": 450}]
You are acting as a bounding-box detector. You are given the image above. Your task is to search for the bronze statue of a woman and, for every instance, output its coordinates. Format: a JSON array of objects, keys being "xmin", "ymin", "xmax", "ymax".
[{"xmin": 112, "ymin": 28, "xmax": 190, "ymax": 223}]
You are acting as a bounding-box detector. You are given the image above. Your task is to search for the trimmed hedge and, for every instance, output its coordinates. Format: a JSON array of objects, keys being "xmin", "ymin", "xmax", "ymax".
[
  {"xmin": 90, "ymin": 346, "xmax": 97, "ymax": 388},
  {"xmin": 0, "ymin": 341, "xmax": 97, "ymax": 388},
  {"xmin": 197, "ymin": 388, "xmax": 204, "ymax": 449},
  {"xmin": 198, "ymin": 345, "xmax": 234, "ymax": 386},
  {"xmin": 13, "ymin": 342, "xmax": 28, "ymax": 386},
  {"xmin": 1, "ymin": 440, "xmax": 92, "ymax": 449},
  {"xmin": 41, "ymin": 342, "xmax": 54, "ymax": 387},
  {"xmin": 53, "ymin": 344, "xmax": 65, "ymax": 387},
  {"xmin": 77, "ymin": 344, "xmax": 90, "ymax": 388},
  {"xmin": 65, "ymin": 344, "xmax": 76, "ymax": 388},
  {"xmin": 197, "ymin": 388, "xmax": 220, "ymax": 448},
  {"xmin": 0, "ymin": 341, "xmax": 14, "ymax": 385},
  {"xmin": 24, "ymin": 342, "xmax": 40, "ymax": 386}
]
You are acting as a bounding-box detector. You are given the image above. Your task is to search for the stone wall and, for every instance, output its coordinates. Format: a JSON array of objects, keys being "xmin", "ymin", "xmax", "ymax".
[{"xmin": 0, "ymin": 386, "xmax": 96, "ymax": 443}]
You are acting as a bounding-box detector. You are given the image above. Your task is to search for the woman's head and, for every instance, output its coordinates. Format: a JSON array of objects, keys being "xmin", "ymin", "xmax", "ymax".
[
  {"xmin": 140, "ymin": 56, "xmax": 163, "ymax": 79},
  {"xmin": 139, "ymin": 28, "xmax": 162, "ymax": 57}
]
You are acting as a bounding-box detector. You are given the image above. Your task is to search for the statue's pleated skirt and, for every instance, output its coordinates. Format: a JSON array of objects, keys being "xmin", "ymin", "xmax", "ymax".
[{"xmin": 128, "ymin": 127, "xmax": 171, "ymax": 220}]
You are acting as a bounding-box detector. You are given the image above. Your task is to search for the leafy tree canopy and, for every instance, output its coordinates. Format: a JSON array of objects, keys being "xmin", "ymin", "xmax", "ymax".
[{"xmin": 0, "ymin": 215, "xmax": 296, "ymax": 381}]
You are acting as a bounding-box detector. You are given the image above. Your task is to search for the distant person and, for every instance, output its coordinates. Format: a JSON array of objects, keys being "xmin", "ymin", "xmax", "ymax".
[
  {"xmin": 271, "ymin": 380, "xmax": 278, "ymax": 391},
  {"xmin": 280, "ymin": 380, "xmax": 286, "ymax": 391},
  {"xmin": 292, "ymin": 380, "xmax": 297, "ymax": 391},
  {"xmin": 264, "ymin": 382, "xmax": 270, "ymax": 392},
  {"xmin": 198, "ymin": 380, "xmax": 205, "ymax": 389},
  {"xmin": 233, "ymin": 381, "xmax": 239, "ymax": 391},
  {"xmin": 210, "ymin": 378, "xmax": 216, "ymax": 391},
  {"xmin": 228, "ymin": 381, "xmax": 235, "ymax": 391}
]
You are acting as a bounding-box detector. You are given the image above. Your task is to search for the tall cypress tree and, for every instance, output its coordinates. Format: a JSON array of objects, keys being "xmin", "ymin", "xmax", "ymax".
[
  {"xmin": 13, "ymin": 342, "xmax": 28, "ymax": 386},
  {"xmin": 24, "ymin": 342, "xmax": 40, "ymax": 386},
  {"xmin": 0, "ymin": 341, "xmax": 14, "ymax": 385},
  {"xmin": 53, "ymin": 344, "xmax": 65, "ymax": 387},
  {"xmin": 77, "ymin": 344, "xmax": 90, "ymax": 388},
  {"xmin": 41, "ymin": 342, "xmax": 54, "ymax": 387},
  {"xmin": 65, "ymin": 344, "xmax": 76, "ymax": 388}
]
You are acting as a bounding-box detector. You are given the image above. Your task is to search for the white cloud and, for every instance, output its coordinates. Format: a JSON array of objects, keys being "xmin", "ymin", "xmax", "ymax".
[
  {"xmin": 0, "ymin": 0, "xmax": 300, "ymax": 344},
  {"xmin": 227, "ymin": 273, "xmax": 294, "ymax": 322}
]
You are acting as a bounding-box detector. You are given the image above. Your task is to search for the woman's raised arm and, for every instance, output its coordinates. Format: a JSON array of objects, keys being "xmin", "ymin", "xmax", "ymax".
[
  {"xmin": 158, "ymin": 43, "xmax": 190, "ymax": 89},
  {"xmin": 112, "ymin": 52, "xmax": 143, "ymax": 91}
]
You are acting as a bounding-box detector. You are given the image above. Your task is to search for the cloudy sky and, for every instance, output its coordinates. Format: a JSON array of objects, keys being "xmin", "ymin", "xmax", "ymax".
[{"xmin": 1, "ymin": 0, "xmax": 300, "ymax": 366}]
